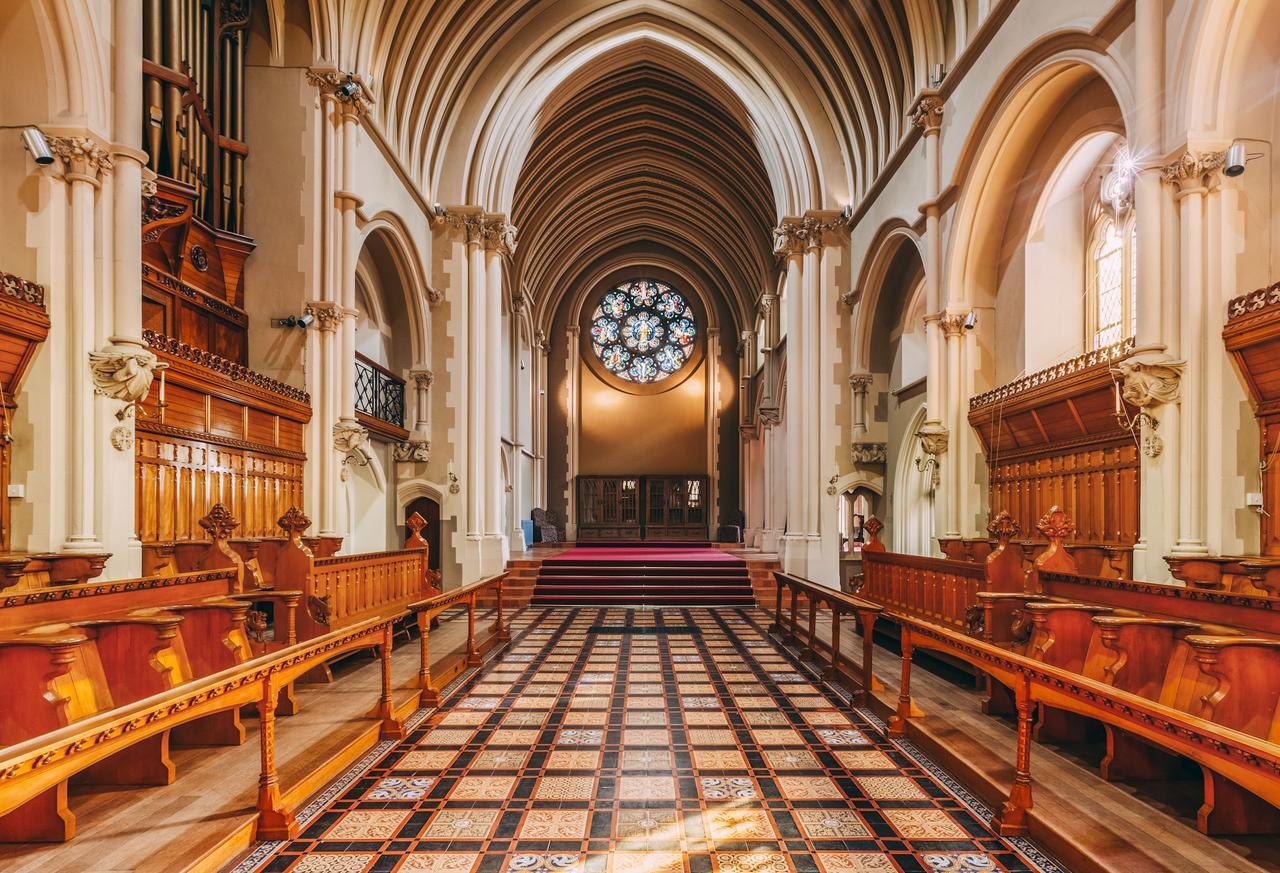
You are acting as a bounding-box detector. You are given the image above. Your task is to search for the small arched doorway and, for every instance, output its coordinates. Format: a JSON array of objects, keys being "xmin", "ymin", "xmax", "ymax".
[{"xmin": 405, "ymin": 497, "xmax": 441, "ymax": 572}]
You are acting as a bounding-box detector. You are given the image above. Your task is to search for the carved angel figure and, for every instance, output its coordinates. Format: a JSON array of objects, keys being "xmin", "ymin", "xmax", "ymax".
[{"xmin": 88, "ymin": 350, "xmax": 157, "ymax": 402}]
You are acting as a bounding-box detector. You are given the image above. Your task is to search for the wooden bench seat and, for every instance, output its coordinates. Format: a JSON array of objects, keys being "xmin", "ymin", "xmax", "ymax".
[{"xmin": 1164, "ymin": 554, "xmax": 1280, "ymax": 597}]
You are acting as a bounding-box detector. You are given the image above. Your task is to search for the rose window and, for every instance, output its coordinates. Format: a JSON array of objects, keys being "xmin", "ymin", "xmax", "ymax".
[{"xmin": 589, "ymin": 279, "xmax": 698, "ymax": 384}]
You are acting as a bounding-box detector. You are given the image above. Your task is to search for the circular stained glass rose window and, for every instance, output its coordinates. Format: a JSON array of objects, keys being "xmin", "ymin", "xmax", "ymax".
[{"xmin": 589, "ymin": 280, "xmax": 698, "ymax": 384}]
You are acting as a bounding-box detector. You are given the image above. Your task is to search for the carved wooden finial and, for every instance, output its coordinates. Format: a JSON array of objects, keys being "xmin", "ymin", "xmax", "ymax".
[
  {"xmin": 277, "ymin": 506, "xmax": 312, "ymax": 538},
  {"xmin": 1036, "ymin": 506, "xmax": 1075, "ymax": 543},
  {"xmin": 198, "ymin": 503, "xmax": 240, "ymax": 541},
  {"xmin": 406, "ymin": 511, "xmax": 428, "ymax": 549},
  {"xmin": 863, "ymin": 515, "xmax": 885, "ymax": 552},
  {"xmin": 987, "ymin": 510, "xmax": 1020, "ymax": 544}
]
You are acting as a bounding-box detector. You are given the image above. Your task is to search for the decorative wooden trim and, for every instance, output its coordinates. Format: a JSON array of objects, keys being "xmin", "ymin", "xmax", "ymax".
[
  {"xmin": 142, "ymin": 264, "xmax": 248, "ymax": 328},
  {"xmin": 1226, "ymin": 281, "xmax": 1280, "ymax": 324},
  {"xmin": 0, "ymin": 272, "xmax": 46, "ymax": 309},
  {"xmin": 144, "ymin": 330, "xmax": 309, "ymax": 407},
  {"xmin": 356, "ymin": 410, "xmax": 411, "ymax": 443},
  {"xmin": 969, "ymin": 337, "xmax": 1133, "ymax": 412},
  {"xmin": 0, "ymin": 569, "xmax": 238, "ymax": 610},
  {"xmin": 1041, "ymin": 570, "xmax": 1280, "ymax": 612},
  {"xmin": 134, "ymin": 421, "xmax": 308, "ymax": 460},
  {"xmin": 0, "ymin": 616, "xmax": 391, "ymax": 797}
]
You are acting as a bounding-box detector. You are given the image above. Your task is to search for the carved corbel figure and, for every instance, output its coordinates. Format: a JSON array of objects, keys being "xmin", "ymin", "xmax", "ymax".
[
  {"xmin": 850, "ymin": 442, "xmax": 887, "ymax": 465},
  {"xmin": 88, "ymin": 348, "xmax": 158, "ymax": 403},
  {"xmin": 394, "ymin": 439, "xmax": 431, "ymax": 462},
  {"xmin": 1115, "ymin": 358, "xmax": 1185, "ymax": 407}
]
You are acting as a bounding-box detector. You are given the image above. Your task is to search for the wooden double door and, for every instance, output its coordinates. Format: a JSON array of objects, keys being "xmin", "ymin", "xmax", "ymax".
[{"xmin": 577, "ymin": 475, "xmax": 709, "ymax": 541}]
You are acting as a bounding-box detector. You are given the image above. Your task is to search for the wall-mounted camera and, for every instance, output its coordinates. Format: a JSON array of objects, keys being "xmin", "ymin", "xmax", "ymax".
[
  {"xmin": 21, "ymin": 127, "xmax": 54, "ymax": 165},
  {"xmin": 271, "ymin": 313, "xmax": 315, "ymax": 329}
]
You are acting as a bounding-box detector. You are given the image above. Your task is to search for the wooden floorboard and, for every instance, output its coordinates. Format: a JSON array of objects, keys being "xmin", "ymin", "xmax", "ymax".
[
  {"xmin": 772, "ymin": 607, "xmax": 1280, "ymax": 873},
  {"xmin": 0, "ymin": 613, "xmax": 491, "ymax": 873}
]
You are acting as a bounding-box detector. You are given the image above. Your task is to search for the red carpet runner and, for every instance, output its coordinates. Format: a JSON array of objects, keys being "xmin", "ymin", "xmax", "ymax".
[{"xmin": 531, "ymin": 545, "xmax": 755, "ymax": 607}]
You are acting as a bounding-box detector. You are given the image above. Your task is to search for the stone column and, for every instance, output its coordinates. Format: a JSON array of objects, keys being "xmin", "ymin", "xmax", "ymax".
[
  {"xmin": 306, "ymin": 302, "xmax": 345, "ymax": 535},
  {"xmin": 775, "ymin": 223, "xmax": 807, "ymax": 574},
  {"xmin": 534, "ymin": 331, "xmax": 550, "ymax": 510},
  {"xmin": 940, "ymin": 312, "xmax": 967, "ymax": 539},
  {"xmin": 482, "ymin": 217, "xmax": 514, "ymax": 569},
  {"xmin": 565, "ymin": 325, "xmax": 581, "ymax": 541},
  {"xmin": 1132, "ymin": 0, "xmax": 1165, "ymax": 355},
  {"xmin": 464, "ymin": 217, "xmax": 486, "ymax": 547},
  {"xmin": 849, "ymin": 373, "xmax": 873, "ymax": 444},
  {"xmin": 1163, "ymin": 151, "xmax": 1224, "ymax": 557},
  {"xmin": 706, "ymin": 326, "xmax": 721, "ymax": 534},
  {"xmin": 802, "ymin": 233, "xmax": 822, "ymax": 542},
  {"xmin": 50, "ymin": 138, "xmax": 112, "ymax": 554}
]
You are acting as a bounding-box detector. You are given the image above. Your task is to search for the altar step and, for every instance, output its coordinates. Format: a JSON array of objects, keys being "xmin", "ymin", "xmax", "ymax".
[{"xmin": 530, "ymin": 546, "xmax": 756, "ymax": 607}]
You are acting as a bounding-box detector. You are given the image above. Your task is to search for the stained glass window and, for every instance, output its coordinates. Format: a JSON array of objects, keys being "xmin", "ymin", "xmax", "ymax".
[
  {"xmin": 590, "ymin": 279, "xmax": 699, "ymax": 384},
  {"xmin": 1089, "ymin": 213, "xmax": 1137, "ymax": 351}
]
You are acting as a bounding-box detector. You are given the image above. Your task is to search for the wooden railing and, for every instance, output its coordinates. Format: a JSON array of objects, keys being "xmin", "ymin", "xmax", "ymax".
[
  {"xmin": 0, "ymin": 615, "xmax": 400, "ymax": 842},
  {"xmin": 771, "ymin": 572, "xmax": 881, "ymax": 703},
  {"xmin": 860, "ymin": 551, "xmax": 986, "ymax": 632},
  {"xmin": 884, "ymin": 610, "xmax": 1280, "ymax": 838},
  {"xmin": 272, "ymin": 507, "xmax": 436, "ymax": 641},
  {"xmin": 411, "ymin": 573, "xmax": 509, "ymax": 707}
]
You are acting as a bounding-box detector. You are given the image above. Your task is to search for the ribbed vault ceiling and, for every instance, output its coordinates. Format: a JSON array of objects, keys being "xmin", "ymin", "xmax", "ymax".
[
  {"xmin": 297, "ymin": 0, "xmax": 974, "ymax": 322},
  {"xmin": 512, "ymin": 61, "xmax": 774, "ymax": 324}
]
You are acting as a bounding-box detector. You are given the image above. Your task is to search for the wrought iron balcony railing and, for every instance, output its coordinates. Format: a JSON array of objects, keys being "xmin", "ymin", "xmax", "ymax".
[{"xmin": 355, "ymin": 353, "xmax": 406, "ymax": 428}]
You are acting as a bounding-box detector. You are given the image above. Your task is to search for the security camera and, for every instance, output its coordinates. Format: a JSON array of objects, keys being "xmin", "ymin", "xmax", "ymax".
[
  {"xmin": 271, "ymin": 313, "xmax": 316, "ymax": 329},
  {"xmin": 21, "ymin": 127, "xmax": 54, "ymax": 165},
  {"xmin": 963, "ymin": 310, "xmax": 977, "ymax": 331},
  {"xmin": 1224, "ymin": 142, "xmax": 1247, "ymax": 178},
  {"xmin": 296, "ymin": 312, "xmax": 315, "ymax": 328},
  {"xmin": 336, "ymin": 76, "xmax": 360, "ymax": 101}
]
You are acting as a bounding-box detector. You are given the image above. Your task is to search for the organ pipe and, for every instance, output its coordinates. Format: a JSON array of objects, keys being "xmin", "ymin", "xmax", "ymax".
[{"xmin": 142, "ymin": 0, "xmax": 251, "ymax": 233}]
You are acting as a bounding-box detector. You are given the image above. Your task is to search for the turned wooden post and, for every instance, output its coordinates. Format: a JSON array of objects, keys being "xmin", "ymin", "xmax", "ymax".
[
  {"xmin": 255, "ymin": 675, "xmax": 298, "ymax": 839},
  {"xmin": 417, "ymin": 610, "xmax": 439, "ymax": 706},
  {"xmin": 994, "ymin": 671, "xmax": 1034, "ymax": 834},
  {"xmin": 825, "ymin": 602, "xmax": 841, "ymax": 681},
  {"xmin": 805, "ymin": 592, "xmax": 817, "ymax": 651},
  {"xmin": 789, "ymin": 586, "xmax": 799, "ymax": 640},
  {"xmin": 495, "ymin": 577, "xmax": 510, "ymax": 641},
  {"xmin": 377, "ymin": 623, "xmax": 405, "ymax": 739},
  {"xmin": 859, "ymin": 609, "xmax": 877, "ymax": 704},
  {"xmin": 773, "ymin": 575, "xmax": 784, "ymax": 632},
  {"xmin": 466, "ymin": 594, "xmax": 481, "ymax": 666},
  {"xmin": 888, "ymin": 627, "xmax": 915, "ymax": 736}
]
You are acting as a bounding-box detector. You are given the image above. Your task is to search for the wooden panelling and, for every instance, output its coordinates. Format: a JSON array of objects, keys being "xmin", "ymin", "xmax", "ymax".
[
  {"xmin": 969, "ymin": 339, "xmax": 1139, "ymax": 548},
  {"xmin": 987, "ymin": 445, "xmax": 1140, "ymax": 545},
  {"xmin": 136, "ymin": 331, "xmax": 310, "ymax": 545},
  {"xmin": 1224, "ymin": 282, "xmax": 1280, "ymax": 556},
  {"xmin": 0, "ymin": 273, "xmax": 51, "ymax": 556}
]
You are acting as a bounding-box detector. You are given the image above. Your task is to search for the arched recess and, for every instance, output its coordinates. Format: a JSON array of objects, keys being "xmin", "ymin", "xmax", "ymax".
[
  {"xmin": 893, "ymin": 404, "xmax": 934, "ymax": 555},
  {"xmin": 945, "ymin": 45, "xmax": 1130, "ymax": 390},
  {"xmin": 343, "ymin": 220, "xmax": 428, "ymax": 552},
  {"xmin": 854, "ymin": 229, "xmax": 928, "ymax": 552}
]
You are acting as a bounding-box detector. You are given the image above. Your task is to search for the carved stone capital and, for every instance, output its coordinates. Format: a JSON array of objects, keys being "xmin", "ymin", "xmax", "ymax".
[
  {"xmin": 848, "ymin": 373, "xmax": 874, "ymax": 393},
  {"xmin": 772, "ymin": 214, "xmax": 844, "ymax": 257},
  {"xmin": 1115, "ymin": 358, "xmax": 1185, "ymax": 407},
  {"xmin": 306, "ymin": 68, "xmax": 373, "ymax": 117},
  {"xmin": 535, "ymin": 329, "xmax": 551, "ymax": 354},
  {"xmin": 1160, "ymin": 150, "xmax": 1225, "ymax": 188},
  {"xmin": 850, "ymin": 441, "xmax": 887, "ymax": 465},
  {"xmin": 759, "ymin": 295, "xmax": 775, "ymax": 317},
  {"xmin": 88, "ymin": 348, "xmax": 159, "ymax": 402},
  {"xmin": 758, "ymin": 406, "xmax": 782, "ymax": 427},
  {"xmin": 393, "ymin": 439, "xmax": 431, "ymax": 463},
  {"xmin": 909, "ymin": 93, "xmax": 944, "ymax": 133},
  {"xmin": 939, "ymin": 311, "xmax": 967, "ymax": 338},
  {"xmin": 48, "ymin": 135, "xmax": 113, "ymax": 184},
  {"xmin": 305, "ymin": 301, "xmax": 345, "ymax": 332},
  {"xmin": 481, "ymin": 218, "xmax": 518, "ymax": 255},
  {"xmin": 408, "ymin": 369, "xmax": 434, "ymax": 390},
  {"xmin": 333, "ymin": 420, "xmax": 369, "ymax": 455}
]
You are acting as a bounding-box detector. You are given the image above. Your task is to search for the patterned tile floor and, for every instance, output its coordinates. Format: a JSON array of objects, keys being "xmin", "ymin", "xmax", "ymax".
[{"xmin": 236, "ymin": 608, "xmax": 1063, "ymax": 873}]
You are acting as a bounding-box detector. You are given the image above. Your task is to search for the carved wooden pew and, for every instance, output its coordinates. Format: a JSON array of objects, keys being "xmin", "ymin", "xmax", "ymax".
[
  {"xmin": 0, "ymin": 615, "xmax": 401, "ymax": 843},
  {"xmin": 268, "ymin": 507, "xmax": 435, "ymax": 645}
]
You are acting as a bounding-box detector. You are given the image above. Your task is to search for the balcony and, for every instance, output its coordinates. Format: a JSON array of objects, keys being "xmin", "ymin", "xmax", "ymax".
[{"xmin": 355, "ymin": 353, "xmax": 408, "ymax": 440}]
